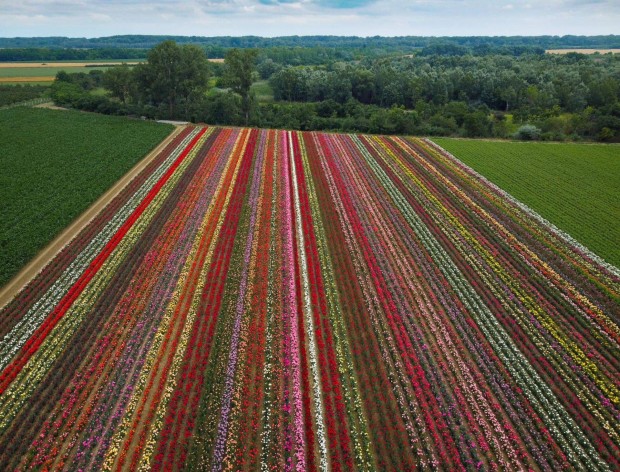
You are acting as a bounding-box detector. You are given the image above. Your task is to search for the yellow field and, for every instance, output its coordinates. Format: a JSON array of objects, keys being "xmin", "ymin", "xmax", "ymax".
[
  {"xmin": 0, "ymin": 58, "xmax": 223, "ymax": 84},
  {"xmin": 0, "ymin": 77, "xmax": 55, "ymax": 83}
]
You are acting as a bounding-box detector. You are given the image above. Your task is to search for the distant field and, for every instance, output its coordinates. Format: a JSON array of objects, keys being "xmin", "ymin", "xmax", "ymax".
[
  {"xmin": 0, "ymin": 81, "xmax": 54, "ymax": 86},
  {"xmin": 0, "ymin": 61, "xmax": 142, "ymax": 84},
  {"xmin": 251, "ymin": 80, "xmax": 274, "ymax": 102},
  {"xmin": 432, "ymin": 138, "xmax": 620, "ymax": 267},
  {"xmin": 0, "ymin": 65, "xmax": 119, "ymax": 84},
  {"xmin": 0, "ymin": 77, "xmax": 55, "ymax": 83},
  {"xmin": 0, "ymin": 59, "xmax": 223, "ymax": 84},
  {"xmin": 546, "ymin": 49, "xmax": 620, "ymax": 54},
  {"xmin": 0, "ymin": 107, "xmax": 173, "ymax": 286},
  {"xmin": 0, "ymin": 61, "xmax": 141, "ymax": 68},
  {"xmin": 0, "ymin": 66, "xmax": 117, "ymax": 78}
]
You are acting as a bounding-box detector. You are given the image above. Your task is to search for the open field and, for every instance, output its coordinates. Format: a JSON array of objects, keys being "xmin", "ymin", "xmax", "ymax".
[
  {"xmin": 546, "ymin": 49, "xmax": 620, "ymax": 54},
  {"xmin": 0, "ymin": 80, "xmax": 54, "ymax": 86},
  {"xmin": 432, "ymin": 138, "xmax": 620, "ymax": 268},
  {"xmin": 0, "ymin": 66, "xmax": 114, "ymax": 78},
  {"xmin": 0, "ymin": 107, "xmax": 173, "ymax": 287},
  {"xmin": 0, "ymin": 76, "xmax": 55, "ymax": 83},
  {"xmin": 0, "ymin": 61, "xmax": 141, "ymax": 68},
  {"xmin": 0, "ymin": 58, "xmax": 224, "ymax": 84},
  {"xmin": 251, "ymin": 79, "xmax": 274, "ymax": 102},
  {"xmin": 0, "ymin": 65, "xmax": 118, "ymax": 84},
  {"xmin": 0, "ymin": 126, "xmax": 618, "ymax": 470}
]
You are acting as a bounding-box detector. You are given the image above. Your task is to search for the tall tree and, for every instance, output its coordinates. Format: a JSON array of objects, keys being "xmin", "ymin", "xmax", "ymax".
[
  {"xmin": 135, "ymin": 40, "xmax": 210, "ymax": 117},
  {"xmin": 223, "ymin": 48, "xmax": 259, "ymax": 124},
  {"xmin": 103, "ymin": 64, "xmax": 135, "ymax": 104}
]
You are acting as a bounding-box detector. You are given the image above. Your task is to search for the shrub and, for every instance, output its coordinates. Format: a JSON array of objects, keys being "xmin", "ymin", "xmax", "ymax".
[{"xmin": 514, "ymin": 124, "xmax": 542, "ymax": 140}]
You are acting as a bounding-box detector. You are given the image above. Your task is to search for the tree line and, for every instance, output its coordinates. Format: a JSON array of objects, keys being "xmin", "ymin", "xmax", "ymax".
[
  {"xmin": 1, "ymin": 34, "xmax": 619, "ymax": 50},
  {"xmin": 265, "ymin": 53, "xmax": 620, "ymax": 140},
  {"xmin": 47, "ymin": 40, "xmax": 620, "ymax": 141},
  {"xmin": 0, "ymin": 85, "xmax": 48, "ymax": 107},
  {"xmin": 0, "ymin": 48, "xmax": 147, "ymax": 62},
  {"xmin": 49, "ymin": 41, "xmax": 258, "ymax": 126}
]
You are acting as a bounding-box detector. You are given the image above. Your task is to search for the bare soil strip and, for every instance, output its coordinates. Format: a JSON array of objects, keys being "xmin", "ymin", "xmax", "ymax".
[
  {"xmin": 0, "ymin": 126, "xmax": 185, "ymax": 310},
  {"xmin": 546, "ymin": 49, "xmax": 620, "ymax": 54},
  {"xmin": 34, "ymin": 103, "xmax": 66, "ymax": 110}
]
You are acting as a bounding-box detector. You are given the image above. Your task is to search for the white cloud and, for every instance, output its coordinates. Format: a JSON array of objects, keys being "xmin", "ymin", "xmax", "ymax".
[{"xmin": 0, "ymin": 0, "xmax": 618, "ymax": 36}]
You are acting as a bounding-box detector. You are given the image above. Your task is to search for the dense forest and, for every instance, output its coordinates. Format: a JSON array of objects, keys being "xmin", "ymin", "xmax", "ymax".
[
  {"xmin": 263, "ymin": 53, "xmax": 620, "ymax": 140},
  {"xmin": 0, "ymin": 48, "xmax": 147, "ymax": 61},
  {"xmin": 1, "ymin": 34, "xmax": 619, "ymax": 50},
  {"xmin": 2, "ymin": 36, "xmax": 619, "ymax": 141},
  {"xmin": 2, "ymin": 35, "xmax": 620, "ymax": 61}
]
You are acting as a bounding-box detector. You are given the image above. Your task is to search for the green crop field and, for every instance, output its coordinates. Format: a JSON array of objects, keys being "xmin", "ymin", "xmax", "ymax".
[
  {"xmin": 432, "ymin": 138, "xmax": 620, "ymax": 268},
  {"xmin": 0, "ymin": 66, "xmax": 120, "ymax": 78},
  {"xmin": 0, "ymin": 107, "xmax": 173, "ymax": 287}
]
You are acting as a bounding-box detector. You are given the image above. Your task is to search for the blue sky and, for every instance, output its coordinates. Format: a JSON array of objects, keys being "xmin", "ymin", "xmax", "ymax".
[{"xmin": 0, "ymin": 0, "xmax": 618, "ymax": 37}]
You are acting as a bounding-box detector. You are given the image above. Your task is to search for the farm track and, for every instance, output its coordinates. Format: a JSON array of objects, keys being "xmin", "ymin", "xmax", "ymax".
[{"xmin": 0, "ymin": 126, "xmax": 618, "ymax": 471}]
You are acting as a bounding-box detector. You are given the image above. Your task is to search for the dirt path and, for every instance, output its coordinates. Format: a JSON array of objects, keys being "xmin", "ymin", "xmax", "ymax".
[
  {"xmin": 0, "ymin": 126, "xmax": 186, "ymax": 310},
  {"xmin": 34, "ymin": 102, "xmax": 66, "ymax": 110}
]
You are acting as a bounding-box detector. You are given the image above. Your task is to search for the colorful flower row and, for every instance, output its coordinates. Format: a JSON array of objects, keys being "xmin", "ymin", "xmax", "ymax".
[{"xmin": 0, "ymin": 127, "xmax": 617, "ymax": 471}]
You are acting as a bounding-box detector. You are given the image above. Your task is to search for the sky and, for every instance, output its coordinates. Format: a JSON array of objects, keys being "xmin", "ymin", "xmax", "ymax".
[{"xmin": 0, "ymin": 0, "xmax": 618, "ymax": 38}]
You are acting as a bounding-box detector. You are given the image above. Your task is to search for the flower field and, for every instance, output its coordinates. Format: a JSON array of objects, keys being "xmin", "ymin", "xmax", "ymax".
[{"xmin": 0, "ymin": 126, "xmax": 618, "ymax": 471}]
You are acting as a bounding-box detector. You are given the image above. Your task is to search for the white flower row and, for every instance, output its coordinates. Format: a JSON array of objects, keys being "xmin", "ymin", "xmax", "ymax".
[
  {"xmin": 422, "ymin": 138, "xmax": 620, "ymax": 280},
  {"xmin": 288, "ymin": 131, "xmax": 329, "ymax": 472},
  {"xmin": 0, "ymin": 129, "xmax": 205, "ymax": 432},
  {"xmin": 300, "ymin": 133, "xmax": 375, "ymax": 470},
  {"xmin": 316, "ymin": 134, "xmax": 434, "ymax": 466},
  {"xmin": 368, "ymin": 137, "xmax": 609, "ymax": 471}
]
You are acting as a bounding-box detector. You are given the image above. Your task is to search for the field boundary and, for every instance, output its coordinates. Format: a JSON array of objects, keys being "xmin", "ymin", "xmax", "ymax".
[
  {"xmin": 546, "ymin": 48, "xmax": 620, "ymax": 54},
  {"xmin": 0, "ymin": 76, "xmax": 55, "ymax": 83},
  {"xmin": 0, "ymin": 125, "xmax": 185, "ymax": 309},
  {"xmin": 0, "ymin": 62, "xmax": 142, "ymax": 68},
  {"xmin": 0, "ymin": 97, "xmax": 51, "ymax": 110},
  {"xmin": 425, "ymin": 137, "xmax": 620, "ymax": 275}
]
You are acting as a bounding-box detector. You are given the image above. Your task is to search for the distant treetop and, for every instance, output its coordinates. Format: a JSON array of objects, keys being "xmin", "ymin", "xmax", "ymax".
[{"xmin": 0, "ymin": 34, "xmax": 619, "ymax": 51}]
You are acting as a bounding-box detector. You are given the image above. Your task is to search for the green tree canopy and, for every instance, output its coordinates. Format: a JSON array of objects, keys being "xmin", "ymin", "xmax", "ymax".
[
  {"xmin": 135, "ymin": 40, "xmax": 210, "ymax": 116},
  {"xmin": 103, "ymin": 64, "xmax": 135, "ymax": 104},
  {"xmin": 224, "ymin": 48, "xmax": 259, "ymax": 124}
]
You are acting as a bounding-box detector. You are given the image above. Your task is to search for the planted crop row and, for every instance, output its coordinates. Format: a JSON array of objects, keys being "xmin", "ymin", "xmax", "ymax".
[{"xmin": 0, "ymin": 127, "xmax": 618, "ymax": 470}]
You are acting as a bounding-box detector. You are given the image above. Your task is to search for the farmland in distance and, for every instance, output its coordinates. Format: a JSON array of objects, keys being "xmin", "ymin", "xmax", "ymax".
[
  {"xmin": 432, "ymin": 138, "xmax": 620, "ymax": 268},
  {"xmin": 0, "ymin": 126, "xmax": 618, "ymax": 470}
]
